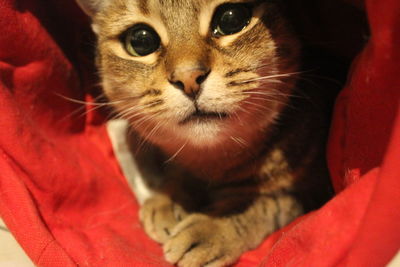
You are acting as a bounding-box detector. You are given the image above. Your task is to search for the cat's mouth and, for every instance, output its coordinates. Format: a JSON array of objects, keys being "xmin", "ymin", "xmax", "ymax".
[{"xmin": 180, "ymin": 110, "xmax": 228, "ymax": 124}]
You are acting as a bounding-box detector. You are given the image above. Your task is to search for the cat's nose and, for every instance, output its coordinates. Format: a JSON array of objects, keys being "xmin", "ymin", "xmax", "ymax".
[{"xmin": 169, "ymin": 68, "xmax": 210, "ymax": 100}]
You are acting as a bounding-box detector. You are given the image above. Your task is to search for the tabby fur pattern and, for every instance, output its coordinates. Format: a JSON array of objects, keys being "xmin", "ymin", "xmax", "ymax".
[{"xmin": 76, "ymin": 0, "xmax": 332, "ymax": 266}]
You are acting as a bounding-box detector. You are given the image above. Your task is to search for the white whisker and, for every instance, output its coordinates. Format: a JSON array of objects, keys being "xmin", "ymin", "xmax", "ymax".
[
  {"xmin": 230, "ymin": 136, "xmax": 248, "ymax": 148},
  {"xmin": 241, "ymin": 100, "xmax": 275, "ymax": 113},
  {"xmin": 164, "ymin": 141, "xmax": 188, "ymax": 164},
  {"xmin": 231, "ymin": 71, "xmax": 305, "ymax": 86}
]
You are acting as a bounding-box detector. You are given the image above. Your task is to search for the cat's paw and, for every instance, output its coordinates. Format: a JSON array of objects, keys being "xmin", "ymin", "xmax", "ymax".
[
  {"xmin": 163, "ymin": 214, "xmax": 242, "ymax": 267},
  {"xmin": 140, "ymin": 195, "xmax": 187, "ymax": 243}
]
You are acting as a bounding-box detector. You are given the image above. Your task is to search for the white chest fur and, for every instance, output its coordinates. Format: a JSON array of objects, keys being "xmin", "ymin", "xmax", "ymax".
[{"xmin": 107, "ymin": 119, "xmax": 154, "ymax": 204}]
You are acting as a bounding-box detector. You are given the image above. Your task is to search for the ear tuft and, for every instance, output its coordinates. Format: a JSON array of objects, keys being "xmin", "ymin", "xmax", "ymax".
[{"xmin": 75, "ymin": 0, "xmax": 107, "ymax": 17}]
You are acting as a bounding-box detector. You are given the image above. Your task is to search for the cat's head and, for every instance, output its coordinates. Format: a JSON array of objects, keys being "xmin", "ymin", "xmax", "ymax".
[{"xmin": 77, "ymin": 0, "xmax": 299, "ymax": 150}]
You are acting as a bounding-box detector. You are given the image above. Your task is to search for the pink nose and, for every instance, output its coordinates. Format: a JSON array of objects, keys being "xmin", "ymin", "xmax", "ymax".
[{"xmin": 169, "ymin": 68, "xmax": 210, "ymax": 100}]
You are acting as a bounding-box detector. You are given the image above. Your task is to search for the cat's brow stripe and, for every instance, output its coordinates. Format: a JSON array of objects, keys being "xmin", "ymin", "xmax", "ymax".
[
  {"xmin": 137, "ymin": 0, "xmax": 149, "ymax": 14},
  {"xmin": 225, "ymin": 68, "xmax": 252, "ymax": 78},
  {"xmin": 227, "ymin": 80, "xmax": 257, "ymax": 87},
  {"xmin": 140, "ymin": 89, "xmax": 162, "ymax": 98}
]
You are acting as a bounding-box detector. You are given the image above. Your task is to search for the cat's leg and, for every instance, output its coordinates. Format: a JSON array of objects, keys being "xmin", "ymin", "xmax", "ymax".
[
  {"xmin": 163, "ymin": 192, "xmax": 302, "ymax": 267},
  {"xmin": 140, "ymin": 193, "xmax": 188, "ymax": 243}
]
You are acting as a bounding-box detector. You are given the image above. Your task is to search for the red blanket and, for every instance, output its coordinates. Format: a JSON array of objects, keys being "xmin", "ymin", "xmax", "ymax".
[{"xmin": 0, "ymin": 0, "xmax": 399, "ymax": 266}]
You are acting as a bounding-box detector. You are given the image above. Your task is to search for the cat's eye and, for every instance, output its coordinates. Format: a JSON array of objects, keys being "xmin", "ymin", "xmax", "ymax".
[
  {"xmin": 123, "ymin": 24, "xmax": 161, "ymax": 57},
  {"xmin": 211, "ymin": 3, "xmax": 252, "ymax": 36}
]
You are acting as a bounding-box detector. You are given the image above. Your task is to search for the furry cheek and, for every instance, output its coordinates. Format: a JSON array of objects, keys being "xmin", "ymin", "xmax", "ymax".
[{"xmin": 196, "ymin": 72, "xmax": 246, "ymax": 114}]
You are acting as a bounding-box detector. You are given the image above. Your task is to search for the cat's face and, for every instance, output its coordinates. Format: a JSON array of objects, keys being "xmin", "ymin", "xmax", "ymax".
[{"xmin": 78, "ymin": 0, "xmax": 299, "ymax": 149}]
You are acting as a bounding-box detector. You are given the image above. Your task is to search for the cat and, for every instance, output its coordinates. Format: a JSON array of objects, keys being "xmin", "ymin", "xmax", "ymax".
[{"xmin": 76, "ymin": 0, "xmax": 333, "ymax": 266}]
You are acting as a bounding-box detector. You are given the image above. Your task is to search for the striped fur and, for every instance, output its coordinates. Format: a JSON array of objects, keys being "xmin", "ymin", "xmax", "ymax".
[{"xmin": 76, "ymin": 0, "xmax": 332, "ymax": 266}]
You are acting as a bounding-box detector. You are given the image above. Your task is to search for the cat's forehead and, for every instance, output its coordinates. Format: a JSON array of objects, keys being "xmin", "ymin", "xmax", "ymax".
[
  {"xmin": 95, "ymin": 0, "xmax": 252, "ymax": 37},
  {"xmin": 138, "ymin": 0, "xmax": 204, "ymax": 11},
  {"xmin": 133, "ymin": 0, "xmax": 220, "ymax": 13},
  {"xmin": 100, "ymin": 0, "xmax": 213, "ymax": 20},
  {"xmin": 138, "ymin": 0, "xmax": 205, "ymax": 26},
  {"xmin": 132, "ymin": 0, "xmax": 252, "ymax": 15}
]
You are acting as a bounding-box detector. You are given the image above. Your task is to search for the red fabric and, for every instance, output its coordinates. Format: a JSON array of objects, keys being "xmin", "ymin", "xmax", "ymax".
[{"xmin": 0, "ymin": 0, "xmax": 399, "ymax": 266}]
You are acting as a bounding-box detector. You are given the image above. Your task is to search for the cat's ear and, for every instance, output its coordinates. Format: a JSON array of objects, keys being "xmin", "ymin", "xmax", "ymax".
[{"xmin": 75, "ymin": 0, "xmax": 108, "ymax": 17}]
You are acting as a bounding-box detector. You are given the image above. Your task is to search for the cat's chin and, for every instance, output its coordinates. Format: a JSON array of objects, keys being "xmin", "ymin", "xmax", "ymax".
[
  {"xmin": 179, "ymin": 111, "xmax": 228, "ymax": 126},
  {"xmin": 175, "ymin": 119, "xmax": 226, "ymax": 147}
]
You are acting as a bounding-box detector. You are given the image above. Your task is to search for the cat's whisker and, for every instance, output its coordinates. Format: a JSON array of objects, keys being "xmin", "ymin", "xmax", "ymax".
[
  {"xmin": 230, "ymin": 91, "xmax": 288, "ymax": 104},
  {"xmin": 228, "ymin": 107, "xmax": 247, "ymax": 126},
  {"xmin": 113, "ymin": 109, "xmax": 140, "ymax": 121},
  {"xmin": 249, "ymin": 78, "xmax": 285, "ymax": 84},
  {"xmin": 230, "ymin": 71, "xmax": 303, "ymax": 86},
  {"xmin": 142, "ymin": 120, "xmax": 163, "ymax": 141},
  {"xmin": 250, "ymin": 62, "xmax": 276, "ymax": 72},
  {"xmin": 241, "ymin": 90, "xmax": 290, "ymax": 97},
  {"xmin": 115, "ymin": 100, "xmax": 164, "ymax": 121},
  {"xmin": 118, "ymin": 110, "xmax": 151, "ymax": 125},
  {"xmin": 164, "ymin": 140, "xmax": 188, "ymax": 164},
  {"xmin": 57, "ymin": 94, "xmax": 109, "ymax": 121},
  {"xmin": 59, "ymin": 105, "xmax": 96, "ymax": 122},
  {"xmin": 230, "ymin": 78, "xmax": 283, "ymax": 86},
  {"xmin": 301, "ymin": 73, "xmax": 343, "ymax": 86},
  {"xmin": 294, "ymin": 76, "xmax": 322, "ymax": 89},
  {"xmin": 117, "ymin": 105, "xmax": 148, "ymax": 119},
  {"xmin": 241, "ymin": 100, "xmax": 275, "ymax": 114},
  {"xmin": 132, "ymin": 122, "xmax": 157, "ymax": 154},
  {"xmin": 242, "ymin": 87, "xmax": 310, "ymax": 100},
  {"xmin": 107, "ymin": 109, "xmax": 124, "ymax": 121},
  {"xmin": 55, "ymin": 93, "xmax": 113, "ymax": 106},
  {"xmin": 242, "ymin": 94, "xmax": 288, "ymax": 102},
  {"xmin": 246, "ymin": 72, "xmax": 302, "ymax": 82},
  {"xmin": 129, "ymin": 110, "xmax": 167, "ymax": 140},
  {"xmin": 135, "ymin": 118, "xmax": 165, "ymax": 153},
  {"xmin": 130, "ymin": 111, "xmax": 159, "ymax": 126},
  {"xmin": 243, "ymin": 90, "xmax": 290, "ymax": 99},
  {"xmin": 75, "ymin": 103, "xmax": 109, "ymax": 119},
  {"xmin": 244, "ymin": 96, "xmax": 288, "ymax": 106},
  {"xmin": 55, "ymin": 93, "xmax": 149, "ymax": 121},
  {"xmin": 255, "ymin": 62, "xmax": 275, "ymax": 69},
  {"xmin": 230, "ymin": 136, "xmax": 248, "ymax": 148},
  {"xmin": 112, "ymin": 102, "xmax": 155, "ymax": 120},
  {"xmin": 262, "ymin": 79, "xmax": 286, "ymax": 84},
  {"xmin": 235, "ymin": 106, "xmax": 251, "ymax": 116},
  {"xmin": 117, "ymin": 110, "xmax": 145, "ymax": 122}
]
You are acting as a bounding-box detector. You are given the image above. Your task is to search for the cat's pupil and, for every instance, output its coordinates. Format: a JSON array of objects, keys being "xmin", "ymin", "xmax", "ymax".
[
  {"xmin": 212, "ymin": 4, "xmax": 252, "ymax": 36},
  {"xmin": 124, "ymin": 24, "xmax": 160, "ymax": 57}
]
